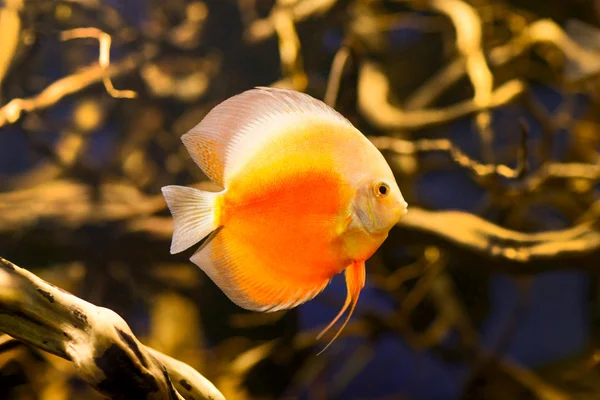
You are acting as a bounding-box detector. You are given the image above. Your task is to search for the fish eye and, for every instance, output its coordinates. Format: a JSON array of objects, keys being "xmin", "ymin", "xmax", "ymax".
[{"xmin": 374, "ymin": 182, "xmax": 390, "ymax": 198}]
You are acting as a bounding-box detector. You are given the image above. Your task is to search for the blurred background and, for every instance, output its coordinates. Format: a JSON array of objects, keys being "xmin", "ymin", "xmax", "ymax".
[{"xmin": 1, "ymin": 0, "xmax": 600, "ymax": 399}]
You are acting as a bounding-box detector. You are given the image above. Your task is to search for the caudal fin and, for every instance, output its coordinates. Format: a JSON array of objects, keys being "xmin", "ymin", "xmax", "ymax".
[
  {"xmin": 161, "ymin": 185, "xmax": 221, "ymax": 254},
  {"xmin": 316, "ymin": 261, "xmax": 366, "ymax": 355}
]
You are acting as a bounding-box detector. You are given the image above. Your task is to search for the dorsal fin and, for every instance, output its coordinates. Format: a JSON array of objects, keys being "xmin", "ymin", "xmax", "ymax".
[{"xmin": 180, "ymin": 87, "xmax": 352, "ymax": 187}]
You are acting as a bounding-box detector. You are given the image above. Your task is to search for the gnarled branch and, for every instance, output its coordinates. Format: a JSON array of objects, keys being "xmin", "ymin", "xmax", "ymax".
[
  {"xmin": 1, "ymin": 179, "xmax": 599, "ymax": 273},
  {"xmin": 357, "ymin": 60, "xmax": 525, "ymax": 130},
  {"xmin": 0, "ymin": 28, "xmax": 155, "ymax": 128},
  {"xmin": 0, "ymin": 257, "xmax": 225, "ymax": 400},
  {"xmin": 60, "ymin": 27, "xmax": 138, "ymax": 99},
  {"xmin": 395, "ymin": 207, "xmax": 600, "ymax": 273},
  {"xmin": 244, "ymin": 0, "xmax": 339, "ymax": 43}
]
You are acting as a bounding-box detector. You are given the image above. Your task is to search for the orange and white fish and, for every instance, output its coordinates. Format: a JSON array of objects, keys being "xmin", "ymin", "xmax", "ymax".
[{"xmin": 162, "ymin": 87, "xmax": 407, "ymax": 351}]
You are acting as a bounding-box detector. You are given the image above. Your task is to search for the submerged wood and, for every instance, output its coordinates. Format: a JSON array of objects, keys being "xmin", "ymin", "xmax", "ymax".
[{"xmin": 0, "ymin": 257, "xmax": 225, "ymax": 400}]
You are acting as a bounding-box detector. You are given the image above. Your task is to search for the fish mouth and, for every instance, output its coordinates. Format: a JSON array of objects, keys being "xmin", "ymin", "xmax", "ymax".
[
  {"xmin": 390, "ymin": 196, "xmax": 408, "ymax": 224},
  {"xmin": 399, "ymin": 200, "xmax": 408, "ymax": 217}
]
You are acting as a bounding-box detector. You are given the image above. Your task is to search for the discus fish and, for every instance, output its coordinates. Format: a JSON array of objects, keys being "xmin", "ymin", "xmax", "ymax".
[{"xmin": 162, "ymin": 87, "xmax": 407, "ymax": 352}]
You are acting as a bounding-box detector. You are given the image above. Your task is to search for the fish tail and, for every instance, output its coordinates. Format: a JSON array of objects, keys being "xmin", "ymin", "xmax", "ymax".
[
  {"xmin": 316, "ymin": 261, "xmax": 366, "ymax": 355},
  {"xmin": 161, "ymin": 185, "xmax": 223, "ymax": 254}
]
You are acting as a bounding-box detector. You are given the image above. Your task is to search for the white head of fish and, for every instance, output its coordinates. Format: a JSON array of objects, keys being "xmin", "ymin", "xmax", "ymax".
[{"xmin": 351, "ymin": 172, "xmax": 407, "ymax": 236}]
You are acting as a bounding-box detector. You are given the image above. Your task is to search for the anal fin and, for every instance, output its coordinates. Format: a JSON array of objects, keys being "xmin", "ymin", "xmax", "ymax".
[{"xmin": 190, "ymin": 227, "xmax": 330, "ymax": 313}]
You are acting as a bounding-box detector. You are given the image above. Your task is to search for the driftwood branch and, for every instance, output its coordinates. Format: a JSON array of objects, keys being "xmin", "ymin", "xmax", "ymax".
[
  {"xmin": 373, "ymin": 134, "xmax": 600, "ymax": 192},
  {"xmin": 60, "ymin": 27, "xmax": 138, "ymax": 99},
  {"xmin": 354, "ymin": 7, "xmax": 600, "ymax": 132},
  {"xmin": 272, "ymin": 7, "xmax": 307, "ymax": 91},
  {"xmin": 369, "ymin": 126, "xmax": 529, "ymax": 182},
  {"xmin": 0, "ymin": 27, "xmax": 155, "ymax": 128},
  {"xmin": 395, "ymin": 207, "xmax": 600, "ymax": 273},
  {"xmin": 354, "ymin": 0, "xmax": 515, "ymax": 132},
  {"xmin": 244, "ymin": 0, "xmax": 339, "ymax": 43},
  {"xmin": 357, "ymin": 60, "xmax": 525, "ymax": 130},
  {"xmin": 0, "ymin": 179, "xmax": 218, "ymax": 233},
  {"xmin": 0, "ymin": 50, "xmax": 147, "ymax": 128},
  {"xmin": 428, "ymin": 0, "xmax": 495, "ymax": 161},
  {"xmin": 1, "ymin": 179, "xmax": 599, "ymax": 274},
  {"xmin": 489, "ymin": 19, "xmax": 600, "ymax": 83},
  {"xmin": 0, "ymin": 0, "xmax": 23, "ymax": 90},
  {"xmin": 0, "ymin": 257, "xmax": 225, "ymax": 400}
]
